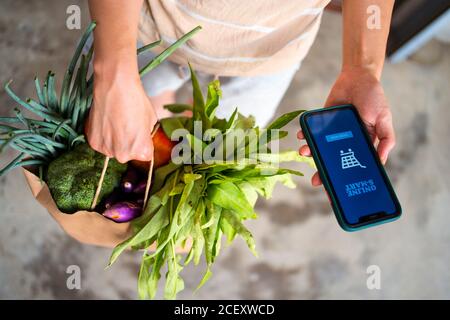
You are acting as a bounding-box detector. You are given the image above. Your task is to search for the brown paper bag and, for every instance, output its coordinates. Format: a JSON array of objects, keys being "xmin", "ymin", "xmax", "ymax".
[
  {"xmin": 23, "ymin": 168, "xmax": 133, "ymax": 248},
  {"xmin": 22, "ymin": 168, "xmax": 191, "ymax": 251}
]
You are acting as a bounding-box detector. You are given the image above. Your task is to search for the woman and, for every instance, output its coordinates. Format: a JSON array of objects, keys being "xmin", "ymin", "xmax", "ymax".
[{"xmin": 86, "ymin": 0, "xmax": 396, "ymax": 187}]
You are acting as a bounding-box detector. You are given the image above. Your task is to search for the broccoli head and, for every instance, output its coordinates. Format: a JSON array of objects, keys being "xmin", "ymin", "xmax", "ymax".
[{"xmin": 46, "ymin": 143, "xmax": 127, "ymax": 213}]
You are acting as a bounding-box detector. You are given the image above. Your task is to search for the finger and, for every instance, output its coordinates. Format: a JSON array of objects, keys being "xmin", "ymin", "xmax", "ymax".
[
  {"xmin": 97, "ymin": 143, "xmax": 114, "ymax": 159},
  {"xmin": 130, "ymin": 135, "xmax": 154, "ymax": 162},
  {"xmin": 311, "ymin": 172, "xmax": 322, "ymax": 186},
  {"xmin": 131, "ymin": 146, "xmax": 153, "ymax": 161},
  {"xmin": 111, "ymin": 136, "xmax": 134, "ymax": 163},
  {"xmin": 114, "ymin": 145, "xmax": 131, "ymax": 163},
  {"xmin": 297, "ymin": 130, "xmax": 304, "ymax": 140},
  {"xmin": 299, "ymin": 144, "xmax": 311, "ymax": 156},
  {"xmin": 88, "ymin": 135, "xmax": 112, "ymax": 158},
  {"xmin": 375, "ymin": 113, "xmax": 395, "ymax": 164},
  {"xmin": 377, "ymin": 138, "xmax": 395, "ymax": 165}
]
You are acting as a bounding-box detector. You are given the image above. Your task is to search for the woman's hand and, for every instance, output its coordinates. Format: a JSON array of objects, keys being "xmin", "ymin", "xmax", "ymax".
[
  {"xmin": 297, "ymin": 67, "xmax": 396, "ymax": 186},
  {"xmin": 85, "ymin": 61, "xmax": 157, "ymax": 163}
]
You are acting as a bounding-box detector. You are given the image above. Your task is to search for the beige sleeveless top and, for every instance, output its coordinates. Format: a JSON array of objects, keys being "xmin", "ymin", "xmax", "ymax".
[{"xmin": 138, "ymin": 0, "xmax": 330, "ymax": 76}]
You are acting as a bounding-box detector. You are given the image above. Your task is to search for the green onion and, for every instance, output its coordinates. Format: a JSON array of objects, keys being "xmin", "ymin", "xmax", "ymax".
[
  {"xmin": 139, "ymin": 26, "xmax": 202, "ymax": 76},
  {"xmin": 47, "ymin": 72, "xmax": 58, "ymax": 111},
  {"xmin": 137, "ymin": 40, "xmax": 162, "ymax": 55},
  {"xmin": 0, "ymin": 153, "xmax": 26, "ymax": 176},
  {"xmin": 34, "ymin": 77, "xmax": 46, "ymax": 106},
  {"xmin": 60, "ymin": 21, "xmax": 96, "ymax": 113}
]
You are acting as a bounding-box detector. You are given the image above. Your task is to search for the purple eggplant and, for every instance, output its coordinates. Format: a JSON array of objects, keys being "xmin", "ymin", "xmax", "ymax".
[
  {"xmin": 121, "ymin": 168, "xmax": 140, "ymax": 193},
  {"xmin": 101, "ymin": 189, "xmax": 122, "ymax": 210},
  {"xmin": 132, "ymin": 180, "xmax": 147, "ymax": 194},
  {"xmin": 102, "ymin": 201, "xmax": 142, "ymax": 223}
]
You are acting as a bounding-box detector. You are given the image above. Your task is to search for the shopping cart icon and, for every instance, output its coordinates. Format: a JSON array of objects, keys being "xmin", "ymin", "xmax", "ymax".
[{"xmin": 340, "ymin": 149, "xmax": 366, "ymax": 169}]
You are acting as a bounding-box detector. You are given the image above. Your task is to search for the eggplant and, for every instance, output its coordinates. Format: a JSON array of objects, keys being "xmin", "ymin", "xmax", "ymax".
[
  {"xmin": 100, "ymin": 189, "xmax": 122, "ymax": 210},
  {"xmin": 102, "ymin": 201, "xmax": 142, "ymax": 223},
  {"xmin": 132, "ymin": 180, "xmax": 147, "ymax": 194},
  {"xmin": 135, "ymin": 198, "xmax": 144, "ymax": 207},
  {"xmin": 121, "ymin": 167, "xmax": 140, "ymax": 193}
]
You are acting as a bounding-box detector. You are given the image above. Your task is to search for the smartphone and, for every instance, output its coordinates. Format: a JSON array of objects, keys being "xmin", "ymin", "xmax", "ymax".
[{"xmin": 299, "ymin": 104, "xmax": 401, "ymax": 231}]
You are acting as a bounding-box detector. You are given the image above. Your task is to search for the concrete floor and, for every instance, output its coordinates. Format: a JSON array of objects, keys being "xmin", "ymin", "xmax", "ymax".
[{"xmin": 1, "ymin": 0, "xmax": 449, "ymax": 299}]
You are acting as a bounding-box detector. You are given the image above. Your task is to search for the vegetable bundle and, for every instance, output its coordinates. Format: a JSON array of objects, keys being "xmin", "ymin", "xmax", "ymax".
[
  {"xmin": 0, "ymin": 21, "xmax": 200, "ymax": 209},
  {"xmin": 0, "ymin": 21, "xmax": 313, "ymax": 300},
  {"xmin": 107, "ymin": 66, "xmax": 313, "ymax": 299}
]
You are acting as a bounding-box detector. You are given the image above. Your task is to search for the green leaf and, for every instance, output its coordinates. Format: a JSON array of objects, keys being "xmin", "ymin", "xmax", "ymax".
[
  {"xmin": 164, "ymin": 246, "xmax": 184, "ymax": 300},
  {"xmin": 189, "ymin": 63, "xmax": 205, "ymax": 116},
  {"xmin": 108, "ymin": 204, "xmax": 169, "ymax": 266},
  {"xmin": 152, "ymin": 163, "xmax": 182, "ymax": 193},
  {"xmin": 205, "ymin": 80, "xmax": 221, "ymax": 120},
  {"xmin": 163, "ymin": 103, "xmax": 193, "ymax": 114},
  {"xmin": 203, "ymin": 200, "xmax": 222, "ymax": 265},
  {"xmin": 220, "ymin": 215, "xmax": 237, "ymax": 243},
  {"xmin": 184, "ymin": 244, "xmax": 195, "ymax": 266},
  {"xmin": 160, "ymin": 116, "xmax": 190, "ymax": 138},
  {"xmin": 213, "ymin": 223, "xmax": 223, "ymax": 260},
  {"xmin": 189, "ymin": 64, "xmax": 211, "ymax": 130},
  {"xmin": 193, "ymin": 200, "xmax": 206, "ymax": 265},
  {"xmin": 186, "ymin": 133, "xmax": 207, "ymax": 163},
  {"xmin": 224, "ymin": 108, "xmax": 238, "ymax": 130},
  {"xmin": 207, "ymin": 181, "xmax": 256, "ymax": 219},
  {"xmin": 236, "ymin": 181, "xmax": 258, "ymax": 207},
  {"xmin": 258, "ymin": 128, "xmax": 288, "ymax": 146},
  {"xmin": 169, "ymin": 183, "xmax": 185, "ymax": 196},
  {"xmin": 252, "ymin": 150, "xmax": 314, "ymax": 165},
  {"xmin": 211, "ymin": 117, "xmax": 228, "ymax": 131},
  {"xmin": 148, "ymin": 179, "xmax": 196, "ymax": 259},
  {"xmin": 184, "ymin": 173, "xmax": 202, "ymax": 184},
  {"xmin": 222, "ymin": 210, "xmax": 258, "ymax": 257},
  {"xmin": 266, "ymin": 110, "xmax": 304, "ymax": 130},
  {"xmin": 245, "ymin": 174, "xmax": 296, "ymax": 199},
  {"xmin": 196, "ymin": 267, "xmax": 212, "ymax": 291},
  {"xmin": 148, "ymin": 250, "xmax": 165, "ymax": 299},
  {"xmin": 175, "ymin": 212, "xmax": 195, "ymax": 245},
  {"xmin": 138, "ymin": 253, "xmax": 152, "ymax": 299},
  {"xmin": 234, "ymin": 113, "xmax": 255, "ymax": 130}
]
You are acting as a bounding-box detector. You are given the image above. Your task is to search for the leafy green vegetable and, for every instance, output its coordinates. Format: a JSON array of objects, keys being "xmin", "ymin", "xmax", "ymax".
[{"xmin": 109, "ymin": 66, "xmax": 312, "ymax": 300}]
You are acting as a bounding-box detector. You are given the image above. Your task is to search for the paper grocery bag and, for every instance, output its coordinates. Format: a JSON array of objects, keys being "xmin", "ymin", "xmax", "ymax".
[
  {"xmin": 22, "ymin": 169, "xmax": 190, "ymax": 252},
  {"xmin": 22, "ymin": 169, "xmax": 133, "ymax": 248}
]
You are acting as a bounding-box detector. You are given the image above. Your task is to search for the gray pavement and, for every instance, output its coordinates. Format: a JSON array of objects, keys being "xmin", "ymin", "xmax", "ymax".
[{"xmin": 1, "ymin": 0, "xmax": 449, "ymax": 299}]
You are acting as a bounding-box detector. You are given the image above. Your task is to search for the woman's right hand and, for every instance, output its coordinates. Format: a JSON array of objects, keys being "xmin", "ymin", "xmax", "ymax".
[{"xmin": 85, "ymin": 61, "xmax": 157, "ymax": 164}]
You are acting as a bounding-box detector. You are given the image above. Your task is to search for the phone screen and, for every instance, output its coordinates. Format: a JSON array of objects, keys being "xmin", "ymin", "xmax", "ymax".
[{"xmin": 304, "ymin": 106, "xmax": 400, "ymax": 226}]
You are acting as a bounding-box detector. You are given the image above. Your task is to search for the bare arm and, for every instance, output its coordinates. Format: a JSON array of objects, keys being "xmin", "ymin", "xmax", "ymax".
[
  {"xmin": 341, "ymin": 0, "xmax": 393, "ymax": 79},
  {"xmin": 86, "ymin": 0, "xmax": 157, "ymax": 163},
  {"xmin": 299, "ymin": 0, "xmax": 395, "ymax": 186}
]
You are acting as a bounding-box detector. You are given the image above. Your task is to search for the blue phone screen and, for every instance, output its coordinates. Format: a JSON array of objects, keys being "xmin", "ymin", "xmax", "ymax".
[{"xmin": 306, "ymin": 107, "xmax": 397, "ymax": 225}]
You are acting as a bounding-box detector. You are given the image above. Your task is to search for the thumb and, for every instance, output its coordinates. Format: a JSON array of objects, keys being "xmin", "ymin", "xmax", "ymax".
[{"xmin": 375, "ymin": 112, "xmax": 395, "ymax": 164}]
